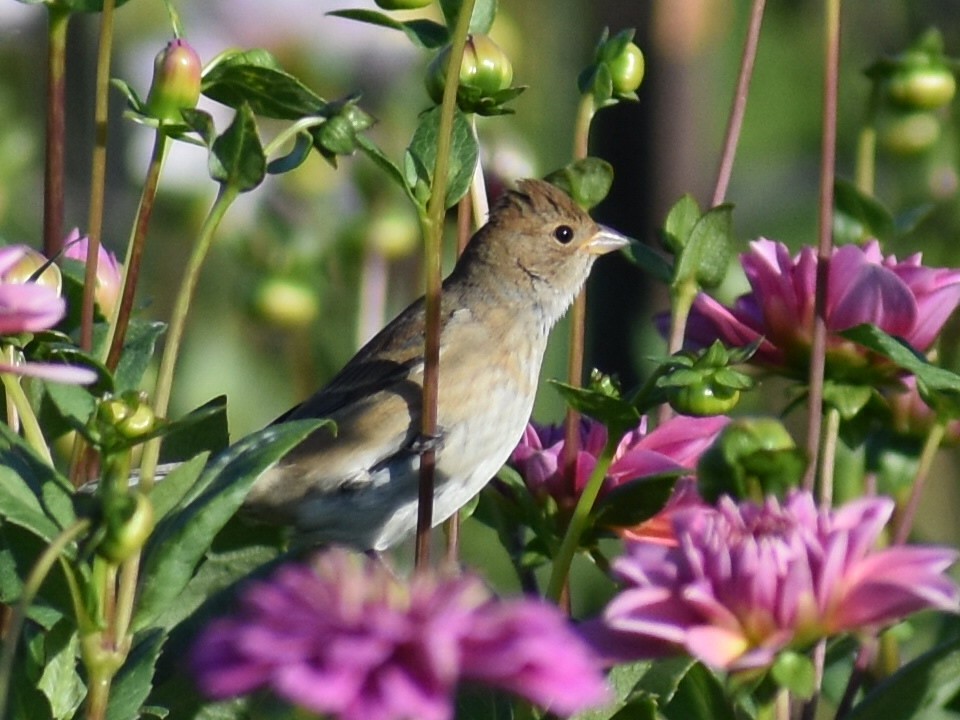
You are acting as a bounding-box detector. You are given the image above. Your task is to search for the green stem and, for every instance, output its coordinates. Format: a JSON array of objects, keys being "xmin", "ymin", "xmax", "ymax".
[
  {"xmin": 546, "ymin": 437, "xmax": 617, "ymax": 603},
  {"xmin": 104, "ymin": 132, "xmax": 169, "ymax": 372},
  {"xmin": 893, "ymin": 419, "xmax": 946, "ymax": 545},
  {"xmin": 560, "ymin": 94, "xmax": 597, "ymax": 487},
  {"xmin": 43, "ymin": 6, "xmax": 70, "ymax": 259},
  {"xmin": 657, "ymin": 278, "xmax": 698, "ymax": 424},
  {"xmin": 817, "ymin": 405, "xmax": 841, "ymax": 506},
  {"xmin": 139, "ymin": 184, "xmax": 240, "ymax": 490},
  {"xmin": 854, "ymin": 86, "xmax": 881, "ymax": 197},
  {"xmin": 0, "ymin": 355, "xmax": 53, "ymax": 465},
  {"xmin": 82, "ymin": 0, "xmax": 116, "ymax": 353},
  {"xmin": 0, "ymin": 519, "xmax": 91, "ymax": 720},
  {"xmin": 414, "ymin": 0, "xmax": 476, "ymax": 568}
]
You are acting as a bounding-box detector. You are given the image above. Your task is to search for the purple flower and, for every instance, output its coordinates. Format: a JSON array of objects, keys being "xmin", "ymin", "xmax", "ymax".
[
  {"xmin": 585, "ymin": 492, "xmax": 959, "ymax": 671},
  {"xmin": 510, "ymin": 415, "xmax": 729, "ymax": 510},
  {"xmin": 685, "ymin": 239, "xmax": 960, "ymax": 376},
  {"xmin": 63, "ymin": 229, "xmax": 123, "ymax": 318},
  {"xmin": 191, "ymin": 548, "xmax": 609, "ymax": 720}
]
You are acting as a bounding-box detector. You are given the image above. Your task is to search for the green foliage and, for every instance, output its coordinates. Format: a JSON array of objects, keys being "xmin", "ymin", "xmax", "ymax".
[{"xmin": 544, "ymin": 157, "xmax": 615, "ymax": 210}]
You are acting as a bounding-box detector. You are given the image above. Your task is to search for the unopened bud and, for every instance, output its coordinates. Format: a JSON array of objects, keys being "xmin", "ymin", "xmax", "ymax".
[{"xmin": 146, "ymin": 38, "xmax": 202, "ymax": 123}]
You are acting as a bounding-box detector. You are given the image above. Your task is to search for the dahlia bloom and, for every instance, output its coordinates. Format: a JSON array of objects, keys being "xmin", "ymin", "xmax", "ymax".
[
  {"xmin": 510, "ymin": 414, "xmax": 729, "ymax": 510},
  {"xmin": 685, "ymin": 239, "xmax": 960, "ymax": 378},
  {"xmin": 586, "ymin": 492, "xmax": 959, "ymax": 671},
  {"xmin": 191, "ymin": 549, "xmax": 609, "ymax": 720},
  {"xmin": 63, "ymin": 229, "xmax": 123, "ymax": 318},
  {"xmin": 0, "ymin": 244, "xmax": 95, "ymax": 383}
]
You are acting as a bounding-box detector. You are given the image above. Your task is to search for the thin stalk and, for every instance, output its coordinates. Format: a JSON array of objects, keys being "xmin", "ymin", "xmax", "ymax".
[
  {"xmin": 802, "ymin": 0, "xmax": 841, "ymax": 492},
  {"xmin": 658, "ymin": 278, "xmax": 698, "ymax": 424},
  {"xmin": 43, "ymin": 7, "xmax": 70, "ymax": 259},
  {"xmin": 711, "ymin": 0, "xmax": 766, "ymax": 208},
  {"xmin": 854, "ymin": 86, "xmax": 882, "ymax": 197},
  {"xmin": 836, "ymin": 638, "xmax": 877, "ymax": 718},
  {"xmin": 139, "ymin": 185, "xmax": 240, "ymax": 490},
  {"xmin": 800, "ymin": 639, "xmax": 827, "ymax": 720},
  {"xmin": 817, "ymin": 406, "xmax": 841, "ymax": 505},
  {"xmin": 0, "ymin": 519, "xmax": 91, "ymax": 720},
  {"xmin": 560, "ymin": 94, "xmax": 597, "ymax": 484},
  {"xmin": 82, "ymin": 0, "xmax": 117, "ymax": 353},
  {"xmin": 0, "ymin": 367, "xmax": 53, "ymax": 465},
  {"xmin": 546, "ymin": 439, "xmax": 617, "ymax": 603},
  {"xmin": 104, "ymin": 133, "xmax": 169, "ymax": 371},
  {"xmin": 468, "ymin": 115, "xmax": 489, "ymax": 228},
  {"xmin": 414, "ymin": 0, "xmax": 476, "ymax": 568},
  {"xmin": 893, "ymin": 420, "xmax": 946, "ymax": 545}
]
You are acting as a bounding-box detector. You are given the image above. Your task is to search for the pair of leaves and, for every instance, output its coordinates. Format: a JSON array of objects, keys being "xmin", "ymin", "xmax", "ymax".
[
  {"xmin": 329, "ymin": 0, "xmax": 497, "ymax": 50},
  {"xmin": 833, "ymin": 178, "xmax": 932, "ymax": 246},
  {"xmin": 663, "ymin": 195, "xmax": 735, "ymax": 291}
]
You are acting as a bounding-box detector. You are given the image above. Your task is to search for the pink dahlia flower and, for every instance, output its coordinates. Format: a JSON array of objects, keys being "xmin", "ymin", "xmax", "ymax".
[
  {"xmin": 586, "ymin": 491, "xmax": 959, "ymax": 671},
  {"xmin": 510, "ymin": 415, "xmax": 729, "ymax": 510},
  {"xmin": 63, "ymin": 229, "xmax": 123, "ymax": 318},
  {"xmin": 191, "ymin": 549, "xmax": 609, "ymax": 720},
  {"xmin": 685, "ymin": 239, "xmax": 960, "ymax": 377}
]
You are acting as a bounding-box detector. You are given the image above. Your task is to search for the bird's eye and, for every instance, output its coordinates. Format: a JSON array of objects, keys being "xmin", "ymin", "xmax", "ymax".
[{"xmin": 553, "ymin": 225, "xmax": 574, "ymax": 244}]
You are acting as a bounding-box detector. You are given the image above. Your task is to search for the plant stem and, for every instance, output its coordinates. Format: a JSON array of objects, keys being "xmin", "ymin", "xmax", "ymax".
[
  {"xmin": 802, "ymin": 0, "xmax": 841, "ymax": 492},
  {"xmin": 0, "ymin": 354, "xmax": 53, "ymax": 465},
  {"xmin": 854, "ymin": 86, "xmax": 881, "ymax": 197},
  {"xmin": 817, "ymin": 405, "xmax": 841, "ymax": 505},
  {"xmin": 893, "ymin": 419, "xmax": 946, "ymax": 545},
  {"xmin": 82, "ymin": 0, "xmax": 116, "ymax": 353},
  {"xmin": 139, "ymin": 185, "xmax": 240, "ymax": 490},
  {"xmin": 414, "ymin": 0, "xmax": 476, "ymax": 568},
  {"xmin": 104, "ymin": 133, "xmax": 169, "ymax": 371},
  {"xmin": 711, "ymin": 0, "xmax": 766, "ymax": 208},
  {"xmin": 560, "ymin": 94, "xmax": 596, "ymax": 484},
  {"xmin": 658, "ymin": 278, "xmax": 699, "ymax": 424},
  {"xmin": 546, "ymin": 438, "xmax": 616, "ymax": 603},
  {"xmin": 0, "ymin": 519, "xmax": 90, "ymax": 720},
  {"xmin": 43, "ymin": 6, "xmax": 70, "ymax": 259}
]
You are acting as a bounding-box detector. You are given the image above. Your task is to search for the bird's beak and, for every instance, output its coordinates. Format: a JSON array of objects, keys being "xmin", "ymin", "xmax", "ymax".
[{"xmin": 582, "ymin": 225, "xmax": 632, "ymax": 255}]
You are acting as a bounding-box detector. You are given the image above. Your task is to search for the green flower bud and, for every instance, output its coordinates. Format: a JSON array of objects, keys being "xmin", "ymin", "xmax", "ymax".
[
  {"xmin": 92, "ymin": 391, "xmax": 157, "ymax": 448},
  {"xmin": 877, "ymin": 109, "xmax": 941, "ymax": 155},
  {"xmin": 374, "ymin": 0, "xmax": 432, "ymax": 8},
  {"xmin": 251, "ymin": 277, "xmax": 320, "ymax": 329},
  {"xmin": 607, "ymin": 42, "xmax": 645, "ymax": 95},
  {"xmin": 98, "ymin": 492, "xmax": 154, "ymax": 563},
  {"xmin": 1, "ymin": 246, "xmax": 62, "ymax": 294},
  {"xmin": 668, "ymin": 381, "xmax": 740, "ymax": 417},
  {"xmin": 145, "ymin": 39, "xmax": 202, "ymax": 123},
  {"xmin": 697, "ymin": 418, "xmax": 806, "ymax": 503},
  {"xmin": 368, "ymin": 207, "xmax": 419, "ymax": 259},
  {"xmin": 425, "ymin": 34, "xmax": 514, "ymax": 111},
  {"xmin": 888, "ymin": 62, "xmax": 956, "ymax": 110}
]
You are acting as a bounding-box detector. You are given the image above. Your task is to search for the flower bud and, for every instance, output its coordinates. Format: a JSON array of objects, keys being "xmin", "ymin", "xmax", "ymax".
[
  {"xmin": 98, "ymin": 492, "xmax": 154, "ymax": 563},
  {"xmin": 877, "ymin": 109, "xmax": 941, "ymax": 155},
  {"xmin": 145, "ymin": 39, "xmax": 202, "ymax": 123},
  {"xmin": 667, "ymin": 381, "xmax": 740, "ymax": 417},
  {"xmin": 425, "ymin": 34, "xmax": 514, "ymax": 110},
  {"xmin": 607, "ymin": 42, "xmax": 645, "ymax": 95},
  {"xmin": 63, "ymin": 229, "xmax": 123, "ymax": 318},
  {"xmin": 251, "ymin": 277, "xmax": 320, "ymax": 329},
  {"xmin": 888, "ymin": 62, "xmax": 956, "ymax": 110},
  {"xmin": 697, "ymin": 418, "xmax": 806, "ymax": 503},
  {"xmin": 0, "ymin": 245, "xmax": 62, "ymax": 294},
  {"xmin": 92, "ymin": 391, "xmax": 157, "ymax": 448}
]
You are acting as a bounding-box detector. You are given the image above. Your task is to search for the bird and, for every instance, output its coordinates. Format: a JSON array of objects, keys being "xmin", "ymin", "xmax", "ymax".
[{"xmin": 242, "ymin": 179, "xmax": 629, "ymax": 551}]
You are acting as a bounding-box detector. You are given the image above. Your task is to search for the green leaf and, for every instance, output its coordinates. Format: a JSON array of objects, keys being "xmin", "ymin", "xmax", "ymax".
[
  {"xmin": 771, "ymin": 650, "xmax": 816, "ymax": 700},
  {"xmin": 592, "ymin": 473, "xmax": 679, "ymax": 527},
  {"xmin": 356, "ymin": 135, "xmax": 417, "ymax": 204},
  {"xmin": 148, "ymin": 454, "xmax": 208, "ymax": 522},
  {"xmin": 845, "ymin": 635, "xmax": 960, "ymax": 720},
  {"xmin": 662, "ymin": 662, "xmax": 738, "ymax": 720},
  {"xmin": 112, "ymin": 321, "xmax": 166, "ymax": 394},
  {"xmin": 661, "ymin": 194, "xmax": 701, "ymax": 254},
  {"xmin": 543, "ymin": 157, "xmax": 614, "ymax": 210},
  {"xmin": 202, "ymin": 50, "xmax": 327, "ymax": 119},
  {"xmin": 132, "ymin": 419, "xmax": 328, "ymax": 631},
  {"xmin": 159, "ymin": 395, "xmax": 229, "ymax": 464},
  {"xmin": 625, "ymin": 242, "xmax": 674, "ymax": 284},
  {"xmin": 37, "ymin": 621, "xmax": 85, "ymax": 720},
  {"xmin": 549, "ymin": 379, "xmax": 640, "ymax": 438},
  {"xmin": 209, "ymin": 103, "xmax": 266, "ymax": 192},
  {"xmin": 673, "ymin": 204, "xmax": 734, "ymax": 289},
  {"xmin": 439, "ymin": 0, "xmax": 497, "ymax": 34},
  {"xmin": 0, "ymin": 425, "xmax": 76, "ymax": 543},
  {"xmin": 833, "ymin": 178, "xmax": 896, "ymax": 245},
  {"xmin": 406, "ymin": 106, "xmax": 479, "ymax": 208},
  {"xmin": 107, "ymin": 630, "xmax": 165, "ymax": 720},
  {"xmin": 181, "ymin": 108, "xmax": 217, "ymax": 147},
  {"xmin": 266, "ymin": 132, "xmax": 313, "ymax": 175},
  {"xmin": 328, "ymin": 10, "xmax": 448, "ymax": 49}
]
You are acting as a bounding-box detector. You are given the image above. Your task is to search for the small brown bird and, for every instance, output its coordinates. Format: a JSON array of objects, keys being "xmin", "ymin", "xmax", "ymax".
[{"xmin": 244, "ymin": 179, "xmax": 628, "ymax": 551}]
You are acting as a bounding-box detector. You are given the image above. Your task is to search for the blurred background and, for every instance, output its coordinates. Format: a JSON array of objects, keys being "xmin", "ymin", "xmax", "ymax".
[{"xmin": 2, "ymin": 0, "xmax": 960, "ymax": 548}]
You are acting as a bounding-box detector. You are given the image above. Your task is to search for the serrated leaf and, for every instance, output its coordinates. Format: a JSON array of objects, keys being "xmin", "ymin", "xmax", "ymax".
[
  {"xmin": 328, "ymin": 10, "xmax": 448, "ymax": 49},
  {"xmin": 132, "ymin": 419, "xmax": 327, "ymax": 631},
  {"xmin": 673, "ymin": 204, "xmax": 734, "ymax": 289},
  {"xmin": 845, "ymin": 635, "xmax": 960, "ymax": 720},
  {"xmin": 37, "ymin": 621, "xmax": 85, "ymax": 720},
  {"xmin": 406, "ymin": 106, "xmax": 479, "ymax": 208},
  {"xmin": 202, "ymin": 51, "xmax": 326, "ymax": 119},
  {"xmin": 209, "ymin": 103, "xmax": 265, "ymax": 192},
  {"xmin": 106, "ymin": 630, "xmax": 165, "ymax": 720}
]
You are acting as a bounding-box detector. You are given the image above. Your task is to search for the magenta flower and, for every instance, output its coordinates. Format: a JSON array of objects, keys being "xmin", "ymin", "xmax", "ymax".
[
  {"xmin": 585, "ymin": 492, "xmax": 959, "ymax": 671},
  {"xmin": 63, "ymin": 229, "xmax": 123, "ymax": 318},
  {"xmin": 510, "ymin": 414, "xmax": 729, "ymax": 510},
  {"xmin": 685, "ymin": 239, "xmax": 960, "ymax": 377},
  {"xmin": 191, "ymin": 548, "xmax": 609, "ymax": 720}
]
